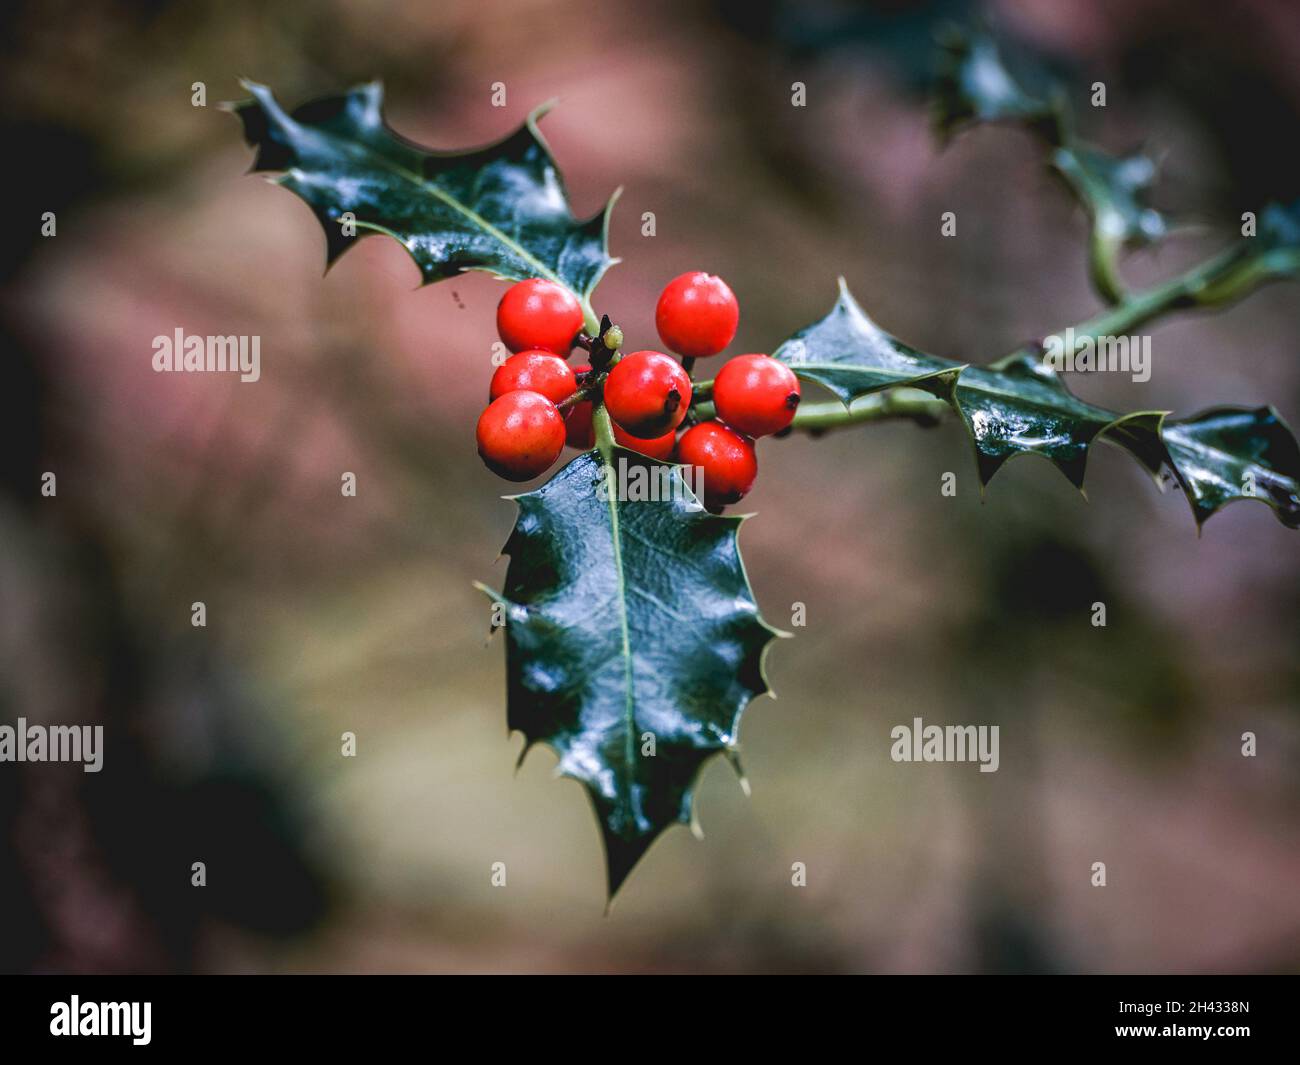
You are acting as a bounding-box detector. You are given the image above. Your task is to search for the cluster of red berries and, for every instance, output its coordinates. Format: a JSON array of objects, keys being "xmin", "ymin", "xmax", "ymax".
[{"xmin": 476, "ymin": 272, "xmax": 800, "ymax": 508}]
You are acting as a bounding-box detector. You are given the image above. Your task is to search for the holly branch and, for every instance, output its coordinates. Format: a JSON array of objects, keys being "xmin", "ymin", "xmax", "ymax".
[{"xmin": 230, "ymin": 34, "xmax": 1299, "ymax": 896}]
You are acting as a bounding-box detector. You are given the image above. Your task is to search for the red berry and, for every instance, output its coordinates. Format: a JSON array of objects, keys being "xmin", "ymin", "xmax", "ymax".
[
  {"xmin": 675, "ymin": 421, "xmax": 757, "ymax": 508},
  {"xmin": 476, "ymin": 390, "xmax": 565, "ymax": 481},
  {"xmin": 565, "ymin": 364, "xmax": 595, "ymax": 449},
  {"xmin": 655, "ymin": 272, "xmax": 739, "ymax": 358},
  {"xmin": 561, "ymin": 368, "xmax": 675, "ymax": 457},
  {"xmin": 604, "ymin": 350, "xmax": 692, "ymax": 439},
  {"xmin": 496, "ymin": 279, "xmax": 584, "ymax": 355},
  {"xmin": 613, "ymin": 423, "xmax": 676, "ymax": 459},
  {"xmin": 490, "ymin": 350, "xmax": 577, "ymax": 405},
  {"xmin": 712, "ymin": 354, "xmax": 801, "ymax": 437}
]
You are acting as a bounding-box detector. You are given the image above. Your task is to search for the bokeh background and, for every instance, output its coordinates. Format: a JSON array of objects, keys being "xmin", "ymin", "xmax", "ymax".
[{"xmin": 2, "ymin": 0, "xmax": 1298, "ymax": 974}]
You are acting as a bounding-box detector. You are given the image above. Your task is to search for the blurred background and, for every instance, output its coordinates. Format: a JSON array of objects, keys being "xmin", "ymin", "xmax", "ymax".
[{"xmin": 2, "ymin": 0, "xmax": 1298, "ymax": 974}]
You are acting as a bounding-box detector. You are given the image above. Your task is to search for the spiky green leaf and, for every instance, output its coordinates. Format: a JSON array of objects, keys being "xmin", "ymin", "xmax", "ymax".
[
  {"xmin": 932, "ymin": 32, "xmax": 1061, "ymax": 143},
  {"xmin": 480, "ymin": 450, "xmax": 781, "ymax": 897},
  {"xmin": 777, "ymin": 281, "xmax": 1300, "ymax": 528},
  {"xmin": 231, "ymin": 81, "xmax": 617, "ymax": 328},
  {"xmin": 1052, "ymin": 143, "xmax": 1167, "ymax": 247},
  {"xmin": 1197, "ymin": 200, "xmax": 1300, "ymax": 301},
  {"xmin": 933, "ymin": 31, "xmax": 1170, "ymax": 301}
]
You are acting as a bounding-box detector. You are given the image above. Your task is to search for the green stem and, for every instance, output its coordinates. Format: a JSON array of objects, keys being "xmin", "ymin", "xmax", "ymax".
[
  {"xmin": 1015, "ymin": 240, "xmax": 1283, "ymax": 365},
  {"xmin": 593, "ymin": 395, "xmax": 618, "ymax": 459},
  {"xmin": 578, "ymin": 296, "xmax": 601, "ymax": 338},
  {"xmin": 557, "ymin": 384, "xmax": 594, "ymax": 412},
  {"xmin": 1087, "ymin": 230, "xmax": 1126, "ymax": 306},
  {"xmin": 788, "ymin": 391, "xmax": 949, "ymax": 433},
  {"xmin": 689, "ymin": 383, "xmax": 947, "ymax": 433},
  {"xmin": 1067, "ymin": 247, "xmax": 1239, "ymax": 347}
]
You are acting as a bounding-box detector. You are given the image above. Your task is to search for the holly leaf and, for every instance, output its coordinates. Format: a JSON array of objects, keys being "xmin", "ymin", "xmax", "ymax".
[
  {"xmin": 1258, "ymin": 200, "xmax": 1300, "ymax": 257},
  {"xmin": 1119, "ymin": 407, "xmax": 1300, "ymax": 528},
  {"xmin": 479, "ymin": 450, "xmax": 782, "ymax": 897},
  {"xmin": 1198, "ymin": 200, "xmax": 1300, "ymax": 301},
  {"xmin": 776, "ymin": 281, "xmax": 1300, "ymax": 528},
  {"xmin": 1052, "ymin": 143, "xmax": 1167, "ymax": 248},
  {"xmin": 932, "ymin": 31, "xmax": 1061, "ymax": 144},
  {"xmin": 932, "ymin": 31, "xmax": 1171, "ymax": 302},
  {"xmin": 230, "ymin": 81, "xmax": 617, "ymax": 328},
  {"xmin": 1050, "ymin": 141, "xmax": 1169, "ymax": 301}
]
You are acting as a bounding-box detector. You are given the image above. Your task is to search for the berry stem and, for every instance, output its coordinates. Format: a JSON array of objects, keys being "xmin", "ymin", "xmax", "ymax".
[
  {"xmin": 681, "ymin": 356, "xmax": 696, "ymax": 378},
  {"xmin": 556, "ymin": 385, "xmax": 593, "ymax": 412},
  {"xmin": 689, "ymin": 378, "xmax": 713, "ymax": 403}
]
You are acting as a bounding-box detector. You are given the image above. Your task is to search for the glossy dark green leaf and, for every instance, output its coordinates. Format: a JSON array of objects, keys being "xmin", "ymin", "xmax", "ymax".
[
  {"xmin": 1200, "ymin": 200, "xmax": 1300, "ymax": 300},
  {"xmin": 933, "ymin": 31, "xmax": 1170, "ymax": 302},
  {"xmin": 777, "ymin": 281, "xmax": 1300, "ymax": 528},
  {"xmin": 932, "ymin": 32, "xmax": 1061, "ymax": 144},
  {"xmin": 1047, "ymin": 140, "xmax": 1169, "ymax": 301},
  {"xmin": 231, "ymin": 81, "xmax": 617, "ymax": 328},
  {"xmin": 1135, "ymin": 408, "xmax": 1300, "ymax": 528},
  {"xmin": 1258, "ymin": 200, "xmax": 1300, "ymax": 252},
  {"xmin": 480, "ymin": 450, "xmax": 781, "ymax": 897},
  {"xmin": 1052, "ymin": 143, "xmax": 1167, "ymax": 248},
  {"xmin": 934, "ymin": 32, "xmax": 1165, "ymax": 249}
]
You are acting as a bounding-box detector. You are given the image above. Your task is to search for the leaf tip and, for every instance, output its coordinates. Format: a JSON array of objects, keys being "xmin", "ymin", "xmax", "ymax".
[
  {"xmin": 725, "ymin": 748, "xmax": 753, "ymax": 798},
  {"xmin": 528, "ymin": 97, "xmax": 561, "ymax": 126}
]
